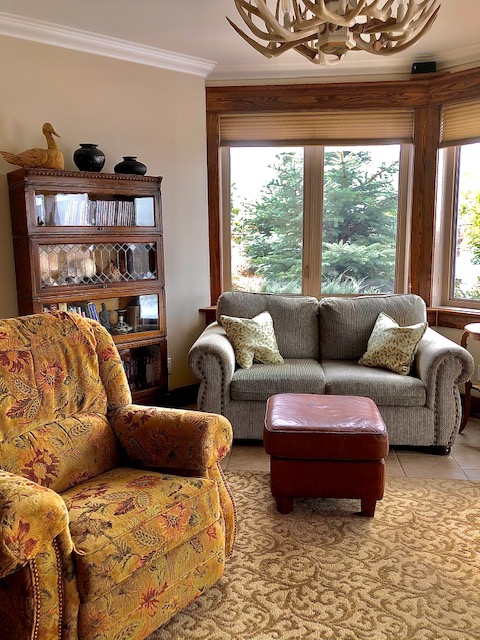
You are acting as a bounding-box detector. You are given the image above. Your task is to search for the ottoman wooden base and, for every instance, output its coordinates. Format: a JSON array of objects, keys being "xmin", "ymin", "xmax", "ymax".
[{"xmin": 264, "ymin": 394, "xmax": 389, "ymax": 517}]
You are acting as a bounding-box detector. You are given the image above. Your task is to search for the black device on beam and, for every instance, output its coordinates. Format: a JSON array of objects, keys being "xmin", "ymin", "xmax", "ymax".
[{"xmin": 411, "ymin": 61, "xmax": 437, "ymax": 74}]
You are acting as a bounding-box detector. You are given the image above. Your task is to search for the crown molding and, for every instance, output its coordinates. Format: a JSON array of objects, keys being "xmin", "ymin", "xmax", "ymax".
[
  {"xmin": 1, "ymin": 10, "xmax": 479, "ymax": 84},
  {"xmin": 0, "ymin": 11, "xmax": 216, "ymax": 78}
]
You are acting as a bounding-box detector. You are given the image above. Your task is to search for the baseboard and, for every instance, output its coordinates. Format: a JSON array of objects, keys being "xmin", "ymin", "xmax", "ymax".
[{"xmin": 164, "ymin": 383, "xmax": 199, "ymax": 408}]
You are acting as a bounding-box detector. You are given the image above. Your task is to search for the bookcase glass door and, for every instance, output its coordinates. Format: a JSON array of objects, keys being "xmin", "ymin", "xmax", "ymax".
[
  {"xmin": 35, "ymin": 192, "xmax": 155, "ymax": 227},
  {"xmin": 38, "ymin": 241, "xmax": 159, "ymax": 288}
]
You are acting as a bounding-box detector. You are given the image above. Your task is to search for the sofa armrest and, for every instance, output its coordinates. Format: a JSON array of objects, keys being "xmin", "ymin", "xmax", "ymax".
[
  {"xmin": 0, "ymin": 471, "xmax": 72, "ymax": 578},
  {"xmin": 416, "ymin": 328, "xmax": 474, "ymax": 396},
  {"xmin": 188, "ymin": 322, "xmax": 236, "ymax": 413},
  {"xmin": 415, "ymin": 328, "xmax": 474, "ymax": 445},
  {"xmin": 109, "ymin": 405, "xmax": 233, "ymax": 472}
]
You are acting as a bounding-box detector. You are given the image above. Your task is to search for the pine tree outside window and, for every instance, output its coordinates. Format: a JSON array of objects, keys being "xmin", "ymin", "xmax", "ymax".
[{"xmin": 222, "ymin": 144, "xmax": 410, "ymax": 297}]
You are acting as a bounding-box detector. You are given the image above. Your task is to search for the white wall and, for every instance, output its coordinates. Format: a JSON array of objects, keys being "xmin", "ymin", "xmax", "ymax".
[{"xmin": 0, "ymin": 35, "xmax": 210, "ymax": 388}]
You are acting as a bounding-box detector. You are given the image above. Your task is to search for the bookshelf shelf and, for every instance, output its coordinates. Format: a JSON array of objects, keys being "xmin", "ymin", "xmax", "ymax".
[{"xmin": 7, "ymin": 168, "xmax": 168, "ymax": 405}]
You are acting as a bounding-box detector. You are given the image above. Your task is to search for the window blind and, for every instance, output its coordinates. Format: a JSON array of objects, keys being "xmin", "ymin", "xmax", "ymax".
[
  {"xmin": 440, "ymin": 99, "xmax": 480, "ymax": 147},
  {"xmin": 219, "ymin": 110, "xmax": 415, "ymax": 146}
]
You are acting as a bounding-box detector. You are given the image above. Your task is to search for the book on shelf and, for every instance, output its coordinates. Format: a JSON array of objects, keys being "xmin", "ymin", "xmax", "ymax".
[
  {"xmin": 63, "ymin": 302, "xmax": 99, "ymax": 320},
  {"xmin": 90, "ymin": 199, "xmax": 136, "ymax": 226},
  {"xmin": 87, "ymin": 302, "xmax": 99, "ymax": 322},
  {"xmin": 42, "ymin": 303, "xmax": 58, "ymax": 312}
]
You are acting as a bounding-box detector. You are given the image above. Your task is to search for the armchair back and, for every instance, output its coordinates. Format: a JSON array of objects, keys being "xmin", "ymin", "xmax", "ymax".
[{"xmin": 0, "ymin": 312, "xmax": 130, "ymax": 493}]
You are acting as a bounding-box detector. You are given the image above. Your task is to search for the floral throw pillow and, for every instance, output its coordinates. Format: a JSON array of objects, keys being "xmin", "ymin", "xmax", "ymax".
[
  {"xmin": 358, "ymin": 312, "xmax": 427, "ymax": 375},
  {"xmin": 220, "ymin": 311, "xmax": 284, "ymax": 370}
]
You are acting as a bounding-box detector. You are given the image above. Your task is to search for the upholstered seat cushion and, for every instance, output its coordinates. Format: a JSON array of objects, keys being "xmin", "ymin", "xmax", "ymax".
[
  {"xmin": 322, "ymin": 360, "xmax": 426, "ymax": 406},
  {"xmin": 230, "ymin": 359, "xmax": 326, "ymax": 402},
  {"xmin": 62, "ymin": 467, "xmax": 223, "ymax": 602}
]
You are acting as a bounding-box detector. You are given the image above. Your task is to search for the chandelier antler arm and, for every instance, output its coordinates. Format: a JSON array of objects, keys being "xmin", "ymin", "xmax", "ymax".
[
  {"xmin": 384, "ymin": 0, "xmax": 439, "ymax": 34},
  {"xmin": 295, "ymin": 43, "xmax": 345, "ymax": 66},
  {"xmin": 361, "ymin": 1, "xmax": 439, "ymax": 37},
  {"xmin": 353, "ymin": 8, "xmax": 440, "ymax": 55},
  {"xmin": 233, "ymin": 0, "xmax": 295, "ymax": 41},
  {"xmin": 289, "ymin": 5, "xmax": 329, "ymax": 31},
  {"xmin": 226, "ymin": 18, "xmax": 277, "ymax": 56},
  {"xmin": 358, "ymin": 0, "xmax": 394, "ymax": 21},
  {"xmin": 226, "ymin": 17, "xmax": 320, "ymax": 57},
  {"xmin": 302, "ymin": 0, "xmax": 368, "ymax": 27}
]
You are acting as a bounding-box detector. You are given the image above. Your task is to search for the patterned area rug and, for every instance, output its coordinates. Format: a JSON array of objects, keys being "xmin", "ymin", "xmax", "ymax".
[{"xmin": 150, "ymin": 472, "xmax": 480, "ymax": 640}]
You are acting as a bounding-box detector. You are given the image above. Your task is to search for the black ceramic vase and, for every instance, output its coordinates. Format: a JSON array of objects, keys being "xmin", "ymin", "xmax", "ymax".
[
  {"xmin": 73, "ymin": 144, "xmax": 105, "ymax": 172},
  {"xmin": 114, "ymin": 156, "xmax": 147, "ymax": 175}
]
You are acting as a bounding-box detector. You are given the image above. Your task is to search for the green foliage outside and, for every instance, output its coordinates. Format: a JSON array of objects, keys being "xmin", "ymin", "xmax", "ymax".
[
  {"xmin": 463, "ymin": 190, "xmax": 480, "ymax": 264},
  {"xmin": 231, "ymin": 148, "xmax": 399, "ymax": 294},
  {"xmin": 455, "ymin": 188, "xmax": 480, "ymax": 300}
]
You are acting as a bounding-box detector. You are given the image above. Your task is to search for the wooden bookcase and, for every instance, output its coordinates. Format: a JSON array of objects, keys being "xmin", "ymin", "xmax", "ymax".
[{"xmin": 7, "ymin": 168, "xmax": 168, "ymax": 404}]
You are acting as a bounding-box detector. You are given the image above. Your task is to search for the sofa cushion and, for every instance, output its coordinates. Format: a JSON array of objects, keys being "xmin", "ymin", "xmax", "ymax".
[
  {"xmin": 220, "ymin": 311, "xmax": 284, "ymax": 369},
  {"xmin": 359, "ymin": 312, "xmax": 427, "ymax": 375},
  {"xmin": 230, "ymin": 359, "xmax": 326, "ymax": 402},
  {"xmin": 319, "ymin": 294, "xmax": 427, "ymax": 360},
  {"xmin": 62, "ymin": 467, "xmax": 222, "ymax": 602},
  {"xmin": 217, "ymin": 292, "xmax": 319, "ymax": 359},
  {"xmin": 322, "ymin": 360, "xmax": 426, "ymax": 406}
]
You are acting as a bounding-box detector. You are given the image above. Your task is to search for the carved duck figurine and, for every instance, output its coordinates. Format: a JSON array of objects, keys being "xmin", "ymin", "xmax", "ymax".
[{"xmin": 0, "ymin": 123, "xmax": 65, "ymax": 169}]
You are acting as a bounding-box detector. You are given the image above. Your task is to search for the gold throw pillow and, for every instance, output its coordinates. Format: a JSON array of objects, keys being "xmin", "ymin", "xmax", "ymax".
[
  {"xmin": 220, "ymin": 311, "xmax": 284, "ymax": 370},
  {"xmin": 358, "ymin": 312, "xmax": 427, "ymax": 375}
]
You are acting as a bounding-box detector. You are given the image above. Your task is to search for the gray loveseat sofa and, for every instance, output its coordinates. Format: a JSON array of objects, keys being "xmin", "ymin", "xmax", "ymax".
[{"xmin": 188, "ymin": 292, "xmax": 474, "ymax": 451}]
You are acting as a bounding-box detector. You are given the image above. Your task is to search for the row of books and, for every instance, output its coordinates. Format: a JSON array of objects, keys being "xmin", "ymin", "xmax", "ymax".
[
  {"xmin": 42, "ymin": 301, "xmax": 99, "ymax": 321},
  {"xmin": 122, "ymin": 356, "xmax": 161, "ymax": 391},
  {"xmin": 43, "ymin": 197, "xmax": 138, "ymax": 226},
  {"xmin": 91, "ymin": 200, "xmax": 137, "ymax": 226}
]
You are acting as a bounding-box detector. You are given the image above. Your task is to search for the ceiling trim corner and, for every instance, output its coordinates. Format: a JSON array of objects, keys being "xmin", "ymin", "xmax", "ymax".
[{"xmin": 0, "ymin": 11, "xmax": 216, "ymax": 78}]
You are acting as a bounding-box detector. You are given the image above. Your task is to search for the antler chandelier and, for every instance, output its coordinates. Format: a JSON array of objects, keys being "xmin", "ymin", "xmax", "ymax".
[{"xmin": 228, "ymin": 0, "xmax": 441, "ymax": 65}]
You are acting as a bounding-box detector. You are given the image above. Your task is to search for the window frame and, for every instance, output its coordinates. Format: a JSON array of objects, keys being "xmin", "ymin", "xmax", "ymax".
[
  {"xmin": 435, "ymin": 143, "xmax": 480, "ymax": 311},
  {"xmin": 221, "ymin": 142, "xmax": 412, "ymax": 298}
]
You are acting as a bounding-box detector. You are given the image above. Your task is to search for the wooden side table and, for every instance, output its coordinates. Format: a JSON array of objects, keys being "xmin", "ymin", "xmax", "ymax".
[{"xmin": 460, "ymin": 322, "xmax": 480, "ymax": 432}]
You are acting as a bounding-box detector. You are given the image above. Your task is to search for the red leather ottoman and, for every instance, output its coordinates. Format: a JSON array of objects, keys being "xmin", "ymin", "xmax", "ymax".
[{"xmin": 264, "ymin": 394, "xmax": 389, "ymax": 517}]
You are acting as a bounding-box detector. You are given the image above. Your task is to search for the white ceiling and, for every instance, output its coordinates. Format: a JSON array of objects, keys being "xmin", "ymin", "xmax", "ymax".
[{"xmin": 0, "ymin": 1, "xmax": 479, "ymax": 83}]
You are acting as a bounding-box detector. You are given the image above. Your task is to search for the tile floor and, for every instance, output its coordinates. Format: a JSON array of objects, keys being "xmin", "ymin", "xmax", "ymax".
[{"xmin": 221, "ymin": 417, "xmax": 480, "ymax": 481}]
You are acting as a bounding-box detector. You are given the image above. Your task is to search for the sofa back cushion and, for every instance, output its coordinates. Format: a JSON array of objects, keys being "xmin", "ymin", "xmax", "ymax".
[
  {"xmin": 319, "ymin": 294, "xmax": 427, "ymax": 360},
  {"xmin": 0, "ymin": 312, "xmax": 126, "ymax": 493},
  {"xmin": 217, "ymin": 292, "xmax": 319, "ymax": 359}
]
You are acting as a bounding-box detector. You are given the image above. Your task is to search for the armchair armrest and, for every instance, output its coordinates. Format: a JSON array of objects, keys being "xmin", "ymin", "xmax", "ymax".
[
  {"xmin": 109, "ymin": 405, "xmax": 233, "ymax": 472},
  {"xmin": 415, "ymin": 327, "xmax": 474, "ymax": 446},
  {"xmin": 109, "ymin": 406, "xmax": 236, "ymax": 554},
  {"xmin": 0, "ymin": 470, "xmax": 72, "ymax": 578},
  {"xmin": 188, "ymin": 322, "xmax": 236, "ymax": 413}
]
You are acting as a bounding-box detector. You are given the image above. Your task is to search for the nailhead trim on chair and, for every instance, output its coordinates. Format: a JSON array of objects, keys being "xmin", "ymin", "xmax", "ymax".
[
  {"xmin": 53, "ymin": 538, "xmax": 64, "ymax": 640},
  {"xmin": 29, "ymin": 541, "xmax": 64, "ymax": 640},
  {"xmin": 30, "ymin": 559, "xmax": 40, "ymax": 640},
  {"xmin": 197, "ymin": 354, "xmax": 228, "ymax": 414}
]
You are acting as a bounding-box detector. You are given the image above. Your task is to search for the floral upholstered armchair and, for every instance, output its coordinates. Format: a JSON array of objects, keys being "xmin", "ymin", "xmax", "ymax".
[{"xmin": 0, "ymin": 312, "xmax": 235, "ymax": 640}]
